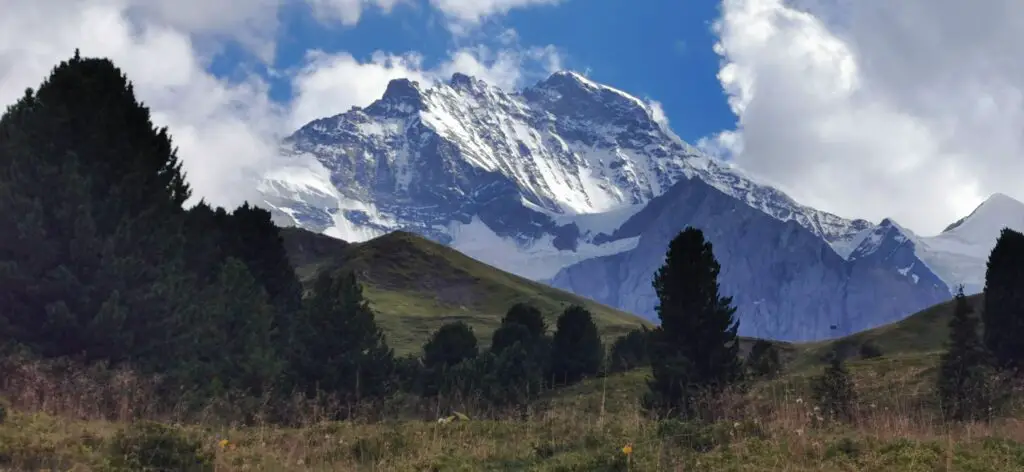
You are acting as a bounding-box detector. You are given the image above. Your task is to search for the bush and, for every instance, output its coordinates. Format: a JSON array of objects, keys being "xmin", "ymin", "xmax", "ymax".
[
  {"xmin": 106, "ymin": 421, "xmax": 213, "ymax": 471},
  {"xmin": 859, "ymin": 341, "xmax": 883, "ymax": 359},
  {"xmin": 812, "ymin": 357, "xmax": 857, "ymax": 423}
]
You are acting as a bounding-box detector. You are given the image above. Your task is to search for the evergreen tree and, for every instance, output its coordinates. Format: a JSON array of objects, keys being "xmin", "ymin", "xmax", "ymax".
[
  {"xmin": 746, "ymin": 340, "xmax": 782, "ymax": 379},
  {"xmin": 548, "ymin": 305, "xmax": 604, "ymax": 385},
  {"xmin": 423, "ymin": 321, "xmax": 479, "ymax": 369},
  {"xmin": 0, "ymin": 53, "xmax": 199, "ymax": 369},
  {"xmin": 982, "ymin": 228, "xmax": 1024, "ymax": 372},
  {"xmin": 811, "ymin": 356, "xmax": 857, "ymax": 423},
  {"xmin": 608, "ymin": 327, "xmax": 650, "ymax": 373},
  {"xmin": 291, "ymin": 270, "xmax": 395, "ymax": 405},
  {"xmin": 643, "ymin": 227, "xmax": 743, "ymax": 419},
  {"xmin": 490, "ymin": 302, "xmax": 549, "ymax": 356},
  {"xmin": 502, "ymin": 303, "xmax": 548, "ymax": 338},
  {"xmin": 938, "ymin": 285, "xmax": 995, "ymax": 422},
  {"xmin": 187, "ymin": 258, "xmax": 283, "ymax": 396}
]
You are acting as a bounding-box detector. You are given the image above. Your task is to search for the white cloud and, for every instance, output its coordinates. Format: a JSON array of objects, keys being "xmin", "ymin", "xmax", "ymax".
[
  {"xmin": 306, "ymin": 0, "xmax": 407, "ymax": 25},
  {"xmin": 429, "ymin": 0, "xmax": 562, "ymax": 33},
  {"xmin": 0, "ymin": 0, "xmax": 290, "ymax": 209},
  {"xmin": 0, "ymin": 0, "xmax": 562, "ymax": 210},
  {"xmin": 707, "ymin": 0, "xmax": 1024, "ymax": 235}
]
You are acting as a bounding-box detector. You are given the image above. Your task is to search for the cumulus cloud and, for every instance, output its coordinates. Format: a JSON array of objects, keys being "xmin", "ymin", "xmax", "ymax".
[
  {"xmin": 429, "ymin": 0, "xmax": 562, "ymax": 33},
  {"xmin": 705, "ymin": 0, "xmax": 1024, "ymax": 235},
  {"xmin": 0, "ymin": 0, "xmax": 290, "ymax": 208},
  {"xmin": 0, "ymin": 0, "xmax": 562, "ymax": 210}
]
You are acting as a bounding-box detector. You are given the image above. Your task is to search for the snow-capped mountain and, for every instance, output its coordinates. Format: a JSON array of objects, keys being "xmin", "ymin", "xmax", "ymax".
[
  {"xmin": 260, "ymin": 71, "xmax": 869, "ymax": 282},
  {"xmin": 844, "ymin": 193, "xmax": 1024, "ymax": 295},
  {"xmin": 547, "ymin": 177, "xmax": 950, "ymax": 340}
]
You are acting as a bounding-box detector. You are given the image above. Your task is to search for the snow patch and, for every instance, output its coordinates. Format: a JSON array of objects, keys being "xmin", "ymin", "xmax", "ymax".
[{"xmin": 448, "ymin": 216, "xmax": 639, "ymax": 280}]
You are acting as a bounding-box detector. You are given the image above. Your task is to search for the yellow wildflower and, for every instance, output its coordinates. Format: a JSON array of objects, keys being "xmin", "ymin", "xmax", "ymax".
[
  {"xmin": 218, "ymin": 439, "xmax": 230, "ymax": 449},
  {"xmin": 622, "ymin": 443, "xmax": 633, "ymax": 455}
]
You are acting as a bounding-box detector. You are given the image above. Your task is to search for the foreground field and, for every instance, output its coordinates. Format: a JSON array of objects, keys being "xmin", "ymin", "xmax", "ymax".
[{"xmin": 4, "ymin": 351, "xmax": 1024, "ymax": 471}]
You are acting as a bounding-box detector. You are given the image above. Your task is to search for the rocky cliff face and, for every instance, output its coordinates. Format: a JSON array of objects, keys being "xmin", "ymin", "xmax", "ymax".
[{"xmin": 548, "ymin": 177, "xmax": 950, "ymax": 341}]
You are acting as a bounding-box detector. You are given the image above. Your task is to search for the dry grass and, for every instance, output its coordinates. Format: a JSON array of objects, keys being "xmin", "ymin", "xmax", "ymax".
[{"xmin": 3, "ymin": 353, "xmax": 1024, "ymax": 471}]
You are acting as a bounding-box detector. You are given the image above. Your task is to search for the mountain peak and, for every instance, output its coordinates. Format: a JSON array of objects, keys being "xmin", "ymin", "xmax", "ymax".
[{"xmin": 942, "ymin": 192, "xmax": 1024, "ymax": 234}]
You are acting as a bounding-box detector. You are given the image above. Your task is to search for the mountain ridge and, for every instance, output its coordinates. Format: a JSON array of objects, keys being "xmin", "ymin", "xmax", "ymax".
[
  {"xmin": 259, "ymin": 70, "xmax": 870, "ymax": 282},
  {"xmin": 256, "ymin": 70, "xmax": 1020, "ymax": 339}
]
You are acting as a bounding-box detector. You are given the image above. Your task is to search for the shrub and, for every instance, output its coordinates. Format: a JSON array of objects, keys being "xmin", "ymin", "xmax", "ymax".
[{"xmin": 106, "ymin": 421, "xmax": 213, "ymax": 471}]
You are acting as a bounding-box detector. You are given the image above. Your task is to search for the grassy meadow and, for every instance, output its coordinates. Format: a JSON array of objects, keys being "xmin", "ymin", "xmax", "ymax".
[{"xmin": 4, "ymin": 298, "xmax": 1024, "ymax": 471}]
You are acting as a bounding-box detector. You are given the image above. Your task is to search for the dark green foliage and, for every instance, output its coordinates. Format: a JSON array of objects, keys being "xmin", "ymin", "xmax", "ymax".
[
  {"xmin": 0, "ymin": 53, "xmax": 199, "ymax": 372},
  {"xmin": 503, "ymin": 302, "xmax": 547, "ymax": 337},
  {"xmin": 423, "ymin": 321, "xmax": 478, "ymax": 369},
  {"xmin": 858, "ymin": 341, "xmax": 883, "ymax": 360},
  {"xmin": 185, "ymin": 258, "xmax": 283, "ymax": 397},
  {"xmin": 746, "ymin": 340, "xmax": 782, "ymax": 379},
  {"xmin": 938, "ymin": 286, "xmax": 997, "ymax": 422},
  {"xmin": 548, "ymin": 305, "xmax": 604, "ymax": 385},
  {"xmin": 608, "ymin": 327, "xmax": 650, "ymax": 372},
  {"xmin": 812, "ymin": 357, "xmax": 857, "ymax": 423},
  {"xmin": 644, "ymin": 227, "xmax": 743, "ymax": 420},
  {"xmin": 982, "ymin": 228, "xmax": 1024, "ymax": 372},
  {"xmin": 107, "ymin": 422, "xmax": 213, "ymax": 471},
  {"xmin": 291, "ymin": 270, "xmax": 396, "ymax": 405}
]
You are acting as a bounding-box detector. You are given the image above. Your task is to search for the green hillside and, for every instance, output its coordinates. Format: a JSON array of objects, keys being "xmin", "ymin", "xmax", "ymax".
[
  {"xmin": 792, "ymin": 293, "xmax": 983, "ymax": 369},
  {"xmin": 280, "ymin": 227, "xmax": 651, "ymax": 353}
]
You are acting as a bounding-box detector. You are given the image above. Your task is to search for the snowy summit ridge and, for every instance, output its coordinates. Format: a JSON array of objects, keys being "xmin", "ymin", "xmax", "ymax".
[{"xmin": 259, "ymin": 70, "xmax": 869, "ymax": 281}]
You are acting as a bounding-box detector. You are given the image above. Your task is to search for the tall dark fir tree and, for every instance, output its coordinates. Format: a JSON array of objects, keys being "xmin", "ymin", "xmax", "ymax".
[
  {"xmin": 0, "ymin": 52, "xmax": 200, "ymax": 368},
  {"xmin": 644, "ymin": 227, "xmax": 743, "ymax": 419},
  {"xmin": 938, "ymin": 285, "xmax": 994, "ymax": 422},
  {"xmin": 981, "ymin": 228, "xmax": 1024, "ymax": 372},
  {"xmin": 548, "ymin": 305, "xmax": 604, "ymax": 385}
]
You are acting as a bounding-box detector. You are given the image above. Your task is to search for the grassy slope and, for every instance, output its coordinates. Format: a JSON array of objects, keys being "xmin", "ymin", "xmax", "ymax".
[
  {"xmin": 7, "ymin": 285, "xmax": 1024, "ymax": 470},
  {"xmin": 791, "ymin": 293, "xmax": 983, "ymax": 370},
  {"xmin": 280, "ymin": 228, "xmax": 650, "ymax": 354}
]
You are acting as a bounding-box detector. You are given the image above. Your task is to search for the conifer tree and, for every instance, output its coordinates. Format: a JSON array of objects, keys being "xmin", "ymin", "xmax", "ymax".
[
  {"xmin": 0, "ymin": 53, "xmax": 199, "ymax": 368},
  {"xmin": 812, "ymin": 356, "xmax": 857, "ymax": 423},
  {"xmin": 938, "ymin": 286, "xmax": 994, "ymax": 421},
  {"xmin": 644, "ymin": 227, "xmax": 742, "ymax": 419},
  {"xmin": 490, "ymin": 302, "xmax": 549, "ymax": 356},
  {"xmin": 608, "ymin": 327, "xmax": 650, "ymax": 372},
  {"xmin": 423, "ymin": 321, "xmax": 479, "ymax": 369},
  {"xmin": 982, "ymin": 228, "xmax": 1024, "ymax": 371},
  {"xmin": 189, "ymin": 258, "xmax": 283, "ymax": 396},
  {"xmin": 291, "ymin": 270, "xmax": 395, "ymax": 405},
  {"xmin": 548, "ymin": 305, "xmax": 604, "ymax": 385}
]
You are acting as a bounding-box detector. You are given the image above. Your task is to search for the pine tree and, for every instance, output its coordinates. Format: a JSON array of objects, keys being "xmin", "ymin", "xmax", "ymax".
[
  {"xmin": 811, "ymin": 356, "xmax": 857, "ymax": 423},
  {"xmin": 938, "ymin": 285, "xmax": 995, "ymax": 421},
  {"xmin": 188, "ymin": 258, "xmax": 283, "ymax": 397},
  {"xmin": 644, "ymin": 227, "xmax": 743, "ymax": 419},
  {"xmin": 490, "ymin": 302, "xmax": 549, "ymax": 356},
  {"xmin": 423, "ymin": 321, "xmax": 479, "ymax": 369},
  {"xmin": 982, "ymin": 228, "xmax": 1024, "ymax": 372},
  {"xmin": 608, "ymin": 327, "xmax": 650, "ymax": 373},
  {"xmin": 548, "ymin": 305, "xmax": 604, "ymax": 385},
  {"xmin": 0, "ymin": 55, "xmax": 199, "ymax": 369},
  {"xmin": 291, "ymin": 270, "xmax": 395, "ymax": 406}
]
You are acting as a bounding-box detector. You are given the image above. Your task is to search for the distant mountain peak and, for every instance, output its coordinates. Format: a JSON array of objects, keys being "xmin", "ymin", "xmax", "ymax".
[{"xmin": 942, "ymin": 192, "xmax": 1024, "ymax": 234}]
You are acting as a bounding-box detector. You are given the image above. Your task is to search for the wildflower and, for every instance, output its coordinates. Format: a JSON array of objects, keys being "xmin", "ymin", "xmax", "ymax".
[
  {"xmin": 218, "ymin": 439, "xmax": 230, "ymax": 449},
  {"xmin": 622, "ymin": 443, "xmax": 633, "ymax": 455},
  {"xmin": 795, "ymin": 428, "xmax": 804, "ymax": 436},
  {"xmin": 796, "ymin": 397, "xmax": 804, "ymax": 404}
]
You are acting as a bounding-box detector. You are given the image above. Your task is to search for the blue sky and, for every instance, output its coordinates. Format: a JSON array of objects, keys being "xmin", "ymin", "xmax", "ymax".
[
  {"xmin": 4, "ymin": 0, "xmax": 1010, "ymax": 232},
  {"xmin": 240, "ymin": 0, "xmax": 734, "ymax": 143}
]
